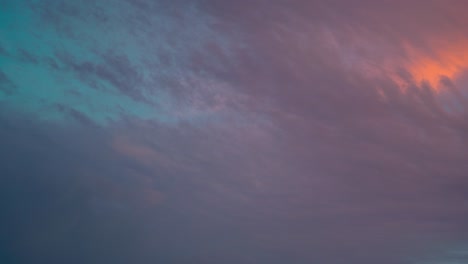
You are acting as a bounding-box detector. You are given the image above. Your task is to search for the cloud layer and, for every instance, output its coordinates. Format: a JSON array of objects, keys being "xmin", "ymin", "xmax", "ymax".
[{"xmin": 2, "ymin": 1, "xmax": 468, "ymax": 263}]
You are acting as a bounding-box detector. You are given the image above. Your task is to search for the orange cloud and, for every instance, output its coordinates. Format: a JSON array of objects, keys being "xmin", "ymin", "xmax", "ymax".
[
  {"xmin": 403, "ymin": 39, "xmax": 468, "ymax": 91},
  {"xmin": 333, "ymin": 28, "xmax": 468, "ymax": 94}
]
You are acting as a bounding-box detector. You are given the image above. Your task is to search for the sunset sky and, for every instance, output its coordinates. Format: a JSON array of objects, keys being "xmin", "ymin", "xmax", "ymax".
[{"xmin": 1, "ymin": 1, "xmax": 468, "ymax": 263}]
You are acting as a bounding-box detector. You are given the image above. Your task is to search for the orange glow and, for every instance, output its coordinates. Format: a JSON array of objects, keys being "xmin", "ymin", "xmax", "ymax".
[{"xmin": 403, "ymin": 40, "xmax": 468, "ymax": 91}]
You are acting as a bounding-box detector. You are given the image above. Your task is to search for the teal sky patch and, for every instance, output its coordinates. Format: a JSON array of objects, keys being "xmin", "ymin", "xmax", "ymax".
[{"xmin": 0, "ymin": 0, "xmax": 237, "ymax": 125}]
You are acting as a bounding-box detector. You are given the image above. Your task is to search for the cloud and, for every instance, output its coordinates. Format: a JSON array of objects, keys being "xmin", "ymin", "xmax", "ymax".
[
  {"xmin": 0, "ymin": 70, "xmax": 17, "ymax": 96},
  {"xmin": 3, "ymin": 0, "xmax": 468, "ymax": 264}
]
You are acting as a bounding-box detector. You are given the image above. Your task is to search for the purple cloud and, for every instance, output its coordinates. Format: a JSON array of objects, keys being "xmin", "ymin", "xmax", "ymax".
[{"xmin": 3, "ymin": 1, "xmax": 468, "ymax": 263}]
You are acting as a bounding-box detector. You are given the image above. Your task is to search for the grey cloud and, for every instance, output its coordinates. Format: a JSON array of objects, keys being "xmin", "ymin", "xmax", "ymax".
[
  {"xmin": 0, "ymin": 70, "xmax": 17, "ymax": 96},
  {"xmin": 4, "ymin": 1, "xmax": 468, "ymax": 264}
]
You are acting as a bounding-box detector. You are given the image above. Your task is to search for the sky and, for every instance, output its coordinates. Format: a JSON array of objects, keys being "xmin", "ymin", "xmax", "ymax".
[{"xmin": 1, "ymin": 0, "xmax": 468, "ymax": 263}]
